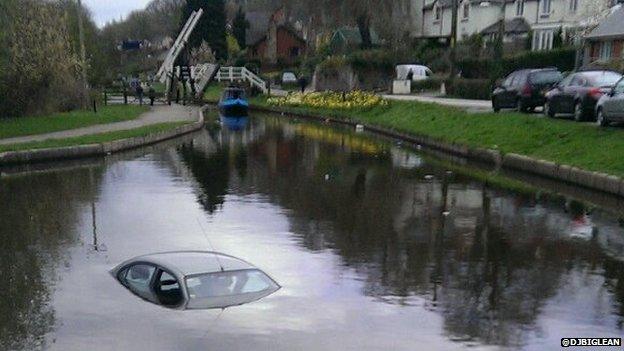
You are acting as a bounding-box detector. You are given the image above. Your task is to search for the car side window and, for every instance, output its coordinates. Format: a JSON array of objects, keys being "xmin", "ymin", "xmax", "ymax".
[
  {"xmin": 570, "ymin": 75, "xmax": 584, "ymax": 87},
  {"xmin": 515, "ymin": 73, "xmax": 527, "ymax": 86},
  {"xmin": 503, "ymin": 74, "xmax": 515, "ymax": 88},
  {"xmin": 559, "ymin": 74, "xmax": 574, "ymax": 88},
  {"xmin": 614, "ymin": 80, "xmax": 624, "ymax": 94},
  {"xmin": 123, "ymin": 264, "xmax": 156, "ymax": 298},
  {"xmin": 154, "ymin": 270, "xmax": 184, "ymax": 307}
]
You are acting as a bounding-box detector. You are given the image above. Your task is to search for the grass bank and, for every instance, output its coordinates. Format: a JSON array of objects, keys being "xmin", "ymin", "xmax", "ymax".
[
  {"xmin": 0, "ymin": 122, "xmax": 188, "ymax": 153},
  {"xmin": 0, "ymin": 105, "xmax": 148, "ymax": 139},
  {"xmin": 245, "ymin": 93, "xmax": 624, "ymax": 178}
]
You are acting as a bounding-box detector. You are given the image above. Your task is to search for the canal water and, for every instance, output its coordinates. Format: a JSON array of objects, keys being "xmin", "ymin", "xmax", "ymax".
[{"xmin": 1, "ymin": 113, "xmax": 623, "ymax": 350}]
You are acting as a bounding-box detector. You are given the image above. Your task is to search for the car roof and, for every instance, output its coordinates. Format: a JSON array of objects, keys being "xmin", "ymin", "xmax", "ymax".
[{"xmin": 126, "ymin": 251, "xmax": 256, "ymax": 277}]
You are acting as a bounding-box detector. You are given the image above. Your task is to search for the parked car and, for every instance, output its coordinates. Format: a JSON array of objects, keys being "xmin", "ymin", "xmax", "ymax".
[
  {"xmin": 544, "ymin": 70, "xmax": 623, "ymax": 121},
  {"xmin": 596, "ymin": 77, "xmax": 624, "ymax": 127},
  {"xmin": 111, "ymin": 251, "xmax": 280, "ymax": 310},
  {"xmin": 396, "ymin": 64, "xmax": 433, "ymax": 81},
  {"xmin": 492, "ymin": 68, "xmax": 563, "ymax": 113},
  {"xmin": 281, "ymin": 72, "xmax": 298, "ymax": 84}
]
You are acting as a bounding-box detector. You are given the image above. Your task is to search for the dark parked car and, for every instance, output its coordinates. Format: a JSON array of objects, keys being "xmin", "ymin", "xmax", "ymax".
[
  {"xmin": 492, "ymin": 68, "xmax": 563, "ymax": 113},
  {"xmin": 596, "ymin": 78, "xmax": 624, "ymax": 127},
  {"xmin": 544, "ymin": 70, "xmax": 623, "ymax": 121}
]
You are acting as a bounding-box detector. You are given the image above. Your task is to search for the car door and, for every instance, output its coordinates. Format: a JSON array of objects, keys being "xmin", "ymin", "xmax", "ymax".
[
  {"xmin": 560, "ymin": 74, "xmax": 582, "ymax": 114},
  {"xmin": 607, "ymin": 79, "xmax": 624, "ymax": 121},
  {"xmin": 498, "ymin": 73, "xmax": 518, "ymax": 108},
  {"xmin": 549, "ymin": 74, "xmax": 573, "ymax": 112}
]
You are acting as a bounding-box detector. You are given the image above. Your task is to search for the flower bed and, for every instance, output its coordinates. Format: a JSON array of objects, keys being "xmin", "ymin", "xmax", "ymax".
[{"xmin": 267, "ymin": 91, "xmax": 388, "ymax": 110}]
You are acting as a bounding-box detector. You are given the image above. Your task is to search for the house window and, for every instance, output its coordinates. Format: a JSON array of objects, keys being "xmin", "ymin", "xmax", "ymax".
[
  {"xmin": 289, "ymin": 47, "xmax": 300, "ymax": 58},
  {"xmin": 435, "ymin": 5, "xmax": 441, "ymax": 21},
  {"xmin": 532, "ymin": 29, "xmax": 554, "ymax": 51},
  {"xmin": 569, "ymin": 0, "xmax": 579, "ymax": 11},
  {"xmin": 463, "ymin": 2, "xmax": 470, "ymax": 19},
  {"xmin": 541, "ymin": 0, "xmax": 551, "ymax": 16},
  {"xmin": 600, "ymin": 41, "xmax": 613, "ymax": 61},
  {"xmin": 516, "ymin": 0, "xmax": 525, "ymax": 16}
]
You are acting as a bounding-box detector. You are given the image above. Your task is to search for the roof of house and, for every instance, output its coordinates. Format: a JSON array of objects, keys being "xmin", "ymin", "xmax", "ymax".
[
  {"xmin": 585, "ymin": 6, "xmax": 624, "ymax": 40},
  {"xmin": 481, "ymin": 17, "xmax": 531, "ymax": 35},
  {"xmin": 332, "ymin": 27, "xmax": 381, "ymax": 46},
  {"xmin": 245, "ymin": 11, "xmax": 272, "ymax": 45},
  {"xmin": 249, "ymin": 24, "xmax": 307, "ymax": 48}
]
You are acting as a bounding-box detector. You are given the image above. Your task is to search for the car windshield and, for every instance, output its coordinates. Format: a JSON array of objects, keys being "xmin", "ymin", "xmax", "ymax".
[
  {"xmin": 584, "ymin": 71, "xmax": 622, "ymax": 87},
  {"xmin": 529, "ymin": 71, "xmax": 563, "ymax": 85},
  {"xmin": 186, "ymin": 269, "xmax": 279, "ymax": 298},
  {"xmin": 224, "ymin": 89, "xmax": 245, "ymax": 100}
]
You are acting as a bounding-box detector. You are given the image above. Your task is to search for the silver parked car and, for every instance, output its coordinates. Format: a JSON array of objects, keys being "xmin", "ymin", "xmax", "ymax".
[
  {"xmin": 596, "ymin": 78, "xmax": 624, "ymax": 127},
  {"xmin": 111, "ymin": 251, "xmax": 280, "ymax": 309}
]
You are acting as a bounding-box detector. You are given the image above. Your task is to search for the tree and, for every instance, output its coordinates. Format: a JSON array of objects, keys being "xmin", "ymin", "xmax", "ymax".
[
  {"xmin": 232, "ymin": 7, "xmax": 249, "ymax": 48},
  {"xmin": 181, "ymin": 0, "xmax": 228, "ymax": 61}
]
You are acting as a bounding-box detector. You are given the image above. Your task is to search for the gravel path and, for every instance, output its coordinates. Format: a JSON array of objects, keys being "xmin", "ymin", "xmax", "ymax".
[{"xmin": 0, "ymin": 104, "xmax": 199, "ymax": 145}]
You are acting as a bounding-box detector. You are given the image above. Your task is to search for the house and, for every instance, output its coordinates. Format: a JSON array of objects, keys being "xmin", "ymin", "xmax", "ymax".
[
  {"xmin": 247, "ymin": 8, "xmax": 307, "ymax": 65},
  {"xmin": 328, "ymin": 27, "xmax": 382, "ymax": 54},
  {"xmin": 584, "ymin": 5, "xmax": 624, "ymax": 63},
  {"xmin": 420, "ymin": 0, "xmax": 614, "ymax": 51}
]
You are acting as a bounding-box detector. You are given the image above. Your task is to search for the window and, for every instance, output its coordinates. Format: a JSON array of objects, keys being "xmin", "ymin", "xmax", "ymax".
[
  {"xmin": 541, "ymin": 0, "xmax": 552, "ymax": 16},
  {"xmin": 532, "ymin": 29, "xmax": 554, "ymax": 51},
  {"xmin": 122, "ymin": 264, "xmax": 156, "ymax": 298},
  {"xmin": 154, "ymin": 270, "xmax": 183, "ymax": 306},
  {"xmin": 435, "ymin": 5, "xmax": 441, "ymax": 21},
  {"xmin": 600, "ymin": 41, "xmax": 613, "ymax": 61},
  {"xmin": 516, "ymin": 0, "xmax": 525, "ymax": 16},
  {"xmin": 569, "ymin": 0, "xmax": 579, "ymax": 12},
  {"xmin": 463, "ymin": 2, "xmax": 470, "ymax": 19},
  {"xmin": 614, "ymin": 79, "xmax": 624, "ymax": 94}
]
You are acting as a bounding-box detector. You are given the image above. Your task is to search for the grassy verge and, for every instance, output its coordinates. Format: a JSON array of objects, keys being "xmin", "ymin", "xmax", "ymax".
[
  {"xmin": 248, "ymin": 94, "xmax": 624, "ymax": 178},
  {"xmin": 0, "ymin": 105, "xmax": 148, "ymax": 139},
  {"xmin": 0, "ymin": 122, "xmax": 188, "ymax": 152}
]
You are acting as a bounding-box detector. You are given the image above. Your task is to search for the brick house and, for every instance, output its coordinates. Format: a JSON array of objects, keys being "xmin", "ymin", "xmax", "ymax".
[
  {"xmin": 584, "ymin": 6, "xmax": 624, "ymax": 64},
  {"xmin": 247, "ymin": 8, "xmax": 306, "ymax": 65}
]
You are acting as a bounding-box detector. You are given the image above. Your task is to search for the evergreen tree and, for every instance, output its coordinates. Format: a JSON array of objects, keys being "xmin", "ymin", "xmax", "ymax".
[
  {"xmin": 181, "ymin": 0, "xmax": 227, "ymax": 61},
  {"xmin": 232, "ymin": 7, "xmax": 249, "ymax": 49}
]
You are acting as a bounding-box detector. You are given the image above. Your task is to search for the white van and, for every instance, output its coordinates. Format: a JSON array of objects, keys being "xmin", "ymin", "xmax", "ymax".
[{"xmin": 396, "ymin": 65, "xmax": 433, "ymax": 82}]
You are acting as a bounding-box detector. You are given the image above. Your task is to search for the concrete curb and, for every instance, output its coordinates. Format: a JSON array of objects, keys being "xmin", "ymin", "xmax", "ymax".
[
  {"xmin": 251, "ymin": 105, "xmax": 624, "ymax": 198},
  {"xmin": 0, "ymin": 106, "xmax": 206, "ymax": 166}
]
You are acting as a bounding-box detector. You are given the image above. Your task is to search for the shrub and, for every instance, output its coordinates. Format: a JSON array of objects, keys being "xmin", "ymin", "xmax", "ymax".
[
  {"xmin": 411, "ymin": 77, "xmax": 445, "ymax": 92},
  {"xmin": 458, "ymin": 48, "xmax": 577, "ymax": 79},
  {"xmin": 444, "ymin": 79, "xmax": 493, "ymax": 100},
  {"xmin": 267, "ymin": 91, "xmax": 388, "ymax": 110}
]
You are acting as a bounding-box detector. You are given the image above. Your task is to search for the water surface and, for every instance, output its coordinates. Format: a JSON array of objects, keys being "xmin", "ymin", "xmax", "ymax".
[{"xmin": 1, "ymin": 114, "xmax": 623, "ymax": 350}]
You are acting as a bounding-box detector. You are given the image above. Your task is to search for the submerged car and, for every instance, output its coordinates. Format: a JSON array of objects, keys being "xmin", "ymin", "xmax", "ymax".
[
  {"xmin": 111, "ymin": 251, "xmax": 280, "ymax": 310},
  {"xmin": 492, "ymin": 68, "xmax": 563, "ymax": 113},
  {"xmin": 544, "ymin": 70, "xmax": 622, "ymax": 121}
]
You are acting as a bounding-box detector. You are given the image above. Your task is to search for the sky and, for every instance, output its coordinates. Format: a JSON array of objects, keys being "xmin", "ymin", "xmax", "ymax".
[{"xmin": 83, "ymin": 0, "xmax": 152, "ymax": 27}]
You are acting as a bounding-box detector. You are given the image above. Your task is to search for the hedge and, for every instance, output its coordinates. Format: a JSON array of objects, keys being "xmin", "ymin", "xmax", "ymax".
[
  {"xmin": 444, "ymin": 78, "xmax": 493, "ymax": 100},
  {"xmin": 411, "ymin": 77, "xmax": 444, "ymax": 92},
  {"xmin": 458, "ymin": 48, "xmax": 577, "ymax": 79}
]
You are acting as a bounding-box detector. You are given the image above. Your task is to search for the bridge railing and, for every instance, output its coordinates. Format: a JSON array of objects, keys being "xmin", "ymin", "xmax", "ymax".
[{"xmin": 217, "ymin": 66, "xmax": 268, "ymax": 94}]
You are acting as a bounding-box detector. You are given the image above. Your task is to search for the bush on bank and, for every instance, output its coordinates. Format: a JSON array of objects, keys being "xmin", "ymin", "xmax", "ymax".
[
  {"xmin": 444, "ymin": 79, "xmax": 493, "ymax": 100},
  {"xmin": 458, "ymin": 48, "xmax": 577, "ymax": 79}
]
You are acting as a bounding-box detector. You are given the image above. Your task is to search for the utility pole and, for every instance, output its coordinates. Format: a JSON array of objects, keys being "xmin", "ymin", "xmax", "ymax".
[
  {"xmin": 76, "ymin": 0, "xmax": 89, "ymax": 104},
  {"xmin": 449, "ymin": 0, "xmax": 459, "ymax": 79},
  {"xmin": 495, "ymin": 0, "xmax": 506, "ymax": 61}
]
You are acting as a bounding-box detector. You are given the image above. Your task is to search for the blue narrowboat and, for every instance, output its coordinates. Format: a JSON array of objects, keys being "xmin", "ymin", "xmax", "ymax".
[{"xmin": 218, "ymin": 87, "xmax": 249, "ymax": 117}]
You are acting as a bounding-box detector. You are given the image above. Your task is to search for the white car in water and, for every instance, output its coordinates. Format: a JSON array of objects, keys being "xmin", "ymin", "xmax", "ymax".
[{"xmin": 111, "ymin": 251, "xmax": 280, "ymax": 310}]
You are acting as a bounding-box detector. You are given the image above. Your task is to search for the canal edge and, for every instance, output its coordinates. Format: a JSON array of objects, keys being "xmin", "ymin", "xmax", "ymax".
[
  {"xmin": 251, "ymin": 105, "xmax": 624, "ymax": 198},
  {"xmin": 0, "ymin": 105, "xmax": 207, "ymax": 166}
]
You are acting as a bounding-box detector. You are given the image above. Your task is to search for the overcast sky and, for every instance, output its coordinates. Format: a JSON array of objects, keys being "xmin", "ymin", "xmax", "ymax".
[{"xmin": 83, "ymin": 0, "xmax": 152, "ymax": 27}]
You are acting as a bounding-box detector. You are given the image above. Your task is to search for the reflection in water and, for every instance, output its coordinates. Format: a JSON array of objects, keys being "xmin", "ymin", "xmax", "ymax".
[
  {"xmin": 181, "ymin": 116, "xmax": 624, "ymax": 347},
  {"xmin": 0, "ymin": 114, "xmax": 623, "ymax": 350},
  {"xmin": 0, "ymin": 167, "xmax": 102, "ymax": 350}
]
